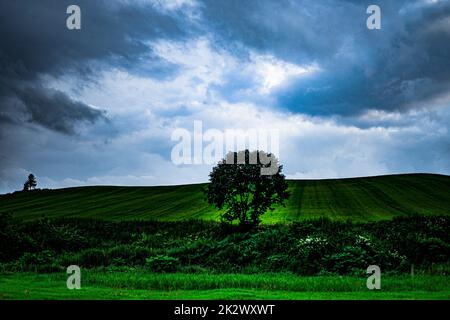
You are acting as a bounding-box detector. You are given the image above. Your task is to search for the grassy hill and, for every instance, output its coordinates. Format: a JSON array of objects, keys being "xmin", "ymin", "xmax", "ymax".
[{"xmin": 1, "ymin": 173, "xmax": 449, "ymax": 223}]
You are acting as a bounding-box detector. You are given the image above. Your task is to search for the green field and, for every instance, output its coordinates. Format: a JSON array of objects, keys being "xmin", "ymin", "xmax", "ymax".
[
  {"xmin": 1, "ymin": 173, "xmax": 450, "ymax": 222},
  {"xmin": 1, "ymin": 271, "xmax": 448, "ymax": 300},
  {"xmin": 1, "ymin": 173, "xmax": 449, "ymax": 300}
]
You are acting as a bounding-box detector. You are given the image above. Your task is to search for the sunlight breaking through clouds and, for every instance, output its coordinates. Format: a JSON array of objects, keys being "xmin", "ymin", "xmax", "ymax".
[{"xmin": 250, "ymin": 54, "xmax": 319, "ymax": 94}]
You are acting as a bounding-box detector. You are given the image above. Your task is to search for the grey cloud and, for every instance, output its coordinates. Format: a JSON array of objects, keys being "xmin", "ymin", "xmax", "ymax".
[
  {"xmin": 200, "ymin": 0, "xmax": 366, "ymax": 64},
  {"xmin": 0, "ymin": 0, "xmax": 189, "ymax": 78},
  {"xmin": 5, "ymin": 85, "xmax": 106, "ymax": 135},
  {"xmin": 199, "ymin": 0, "xmax": 450, "ymax": 118},
  {"xmin": 0, "ymin": 0, "xmax": 191, "ymax": 134},
  {"xmin": 0, "ymin": 0, "xmax": 191, "ymax": 189}
]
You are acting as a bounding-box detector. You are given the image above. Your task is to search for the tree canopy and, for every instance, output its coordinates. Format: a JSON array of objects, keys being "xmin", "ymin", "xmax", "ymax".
[
  {"xmin": 23, "ymin": 174, "xmax": 37, "ymax": 191},
  {"xmin": 205, "ymin": 150, "xmax": 289, "ymax": 228}
]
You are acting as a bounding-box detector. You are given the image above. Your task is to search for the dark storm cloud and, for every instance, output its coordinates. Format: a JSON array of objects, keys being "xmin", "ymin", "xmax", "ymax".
[
  {"xmin": 0, "ymin": 0, "xmax": 188, "ymax": 78},
  {"xmin": 199, "ymin": 0, "xmax": 450, "ymax": 117},
  {"xmin": 1, "ymin": 84, "xmax": 106, "ymax": 134},
  {"xmin": 0, "ymin": 0, "xmax": 191, "ymax": 190},
  {"xmin": 0, "ymin": 0, "xmax": 190, "ymax": 132},
  {"xmin": 200, "ymin": 0, "xmax": 364, "ymax": 64}
]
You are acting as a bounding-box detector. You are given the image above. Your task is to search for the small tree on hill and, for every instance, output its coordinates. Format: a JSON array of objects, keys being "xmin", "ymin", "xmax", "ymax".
[
  {"xmin": 23, "ymin": 174, "xmax": 37, "ymax": 191},
  {"xmin": 205, "ymin": 150, "xmax": 289, "ymax": 228}
]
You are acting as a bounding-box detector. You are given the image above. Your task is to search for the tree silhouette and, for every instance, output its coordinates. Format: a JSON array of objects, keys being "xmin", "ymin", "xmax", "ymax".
[
  {"xmin": 205, "ymin": 150, "xmax": 289, "ymax": 228},
  {"xmin": 23, "ymin": 174, "xmax": 37, "ymax": 191}
]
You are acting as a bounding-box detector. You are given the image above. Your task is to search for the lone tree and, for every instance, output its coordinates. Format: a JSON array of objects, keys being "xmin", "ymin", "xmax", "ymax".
[
  {"xmin": 23, "ymin": 174, "xmax": 37, "ymax": 191},
  {"xmin": 205, "ymin": 150, "xmax": 289, "ymax": 228}
]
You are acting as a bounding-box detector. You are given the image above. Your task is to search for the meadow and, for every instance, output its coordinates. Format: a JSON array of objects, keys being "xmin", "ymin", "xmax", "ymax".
[
  {"xmin": 1, "ymin": 272, "xmax": 449, "ymax": 300},
  {"xmin": 1, "ymin": 173, "xmax": 450, "ymax": 222},
  {"xmin": 0, "ymin": 173, "xmax": 449, "ymax": 300}
]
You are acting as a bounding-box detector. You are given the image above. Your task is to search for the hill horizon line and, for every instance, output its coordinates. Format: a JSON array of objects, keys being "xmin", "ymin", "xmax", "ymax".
[{"xmin": 3, "ymin": 172, "xmax": 449, "ymax": 195}]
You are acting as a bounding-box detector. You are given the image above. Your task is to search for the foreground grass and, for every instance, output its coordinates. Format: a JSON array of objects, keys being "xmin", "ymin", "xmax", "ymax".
[
  {"xmin": 0, "ymin": 271, "xmax": 449, "ymax": 300},
  {"xmin": 2, "ymin": 173, "xmax": 450, "ymax": 222}
]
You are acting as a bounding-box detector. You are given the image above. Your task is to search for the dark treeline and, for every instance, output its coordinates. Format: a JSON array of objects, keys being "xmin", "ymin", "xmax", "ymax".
[{"xmin": 0, "ymin": 213, "xmax": 448, "ymax": 275}]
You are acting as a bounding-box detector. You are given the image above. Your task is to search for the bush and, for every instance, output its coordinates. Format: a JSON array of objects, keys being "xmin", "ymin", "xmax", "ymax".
[
  {"xmin": 323, "ymin": 246, "xmax": 371, "ymax": 275},
  {"xmin": 146, "ymin": 255, "xmax": 180, "ymax": 273},
  {"xmin": 0, "ymin": 216, "xmax": 448, "ymax": 275},
  {"xmin": 108, "ymin": 245, "xmax": 155, "ymax": 266},
  {"xmin": 413, "ymin": 237, "xmax": 450, "ymax": 264},
  {"xmin": 0, "ymin": 212, "xmax": 23, "ymax": 262},
  {"xmin": 79, "ymin": 248, "xmax": 109, "ymax": 267},
  {"xmin": 17, "ymin": 250, "xmax": 59, "ymax": 272}
]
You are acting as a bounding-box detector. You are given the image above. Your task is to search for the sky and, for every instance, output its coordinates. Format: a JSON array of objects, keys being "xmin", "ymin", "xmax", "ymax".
[{"xmin": 0, "ymin": 0, "xmax": 450, "ymax": 193}]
